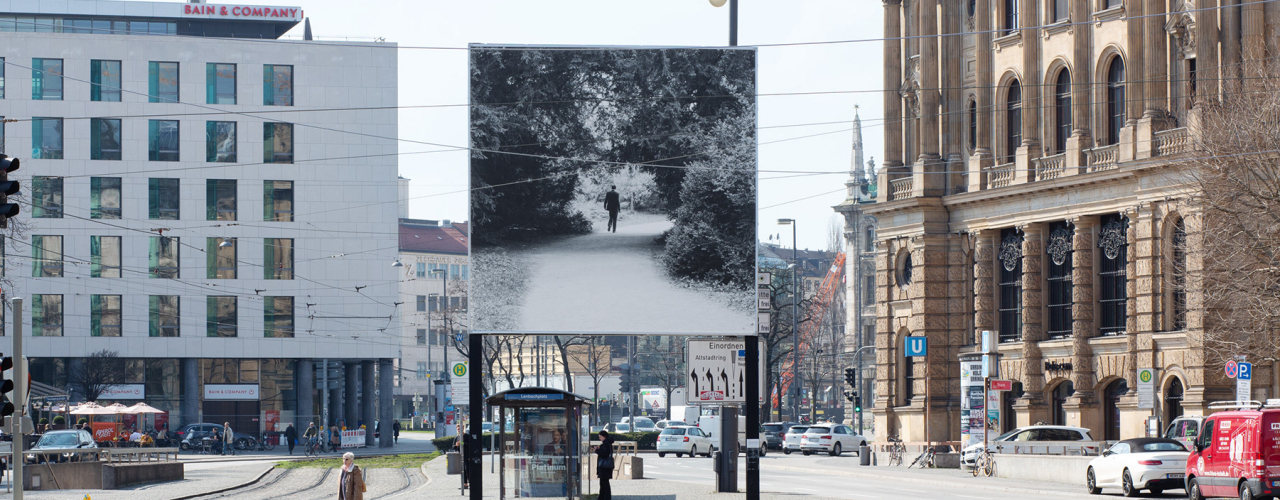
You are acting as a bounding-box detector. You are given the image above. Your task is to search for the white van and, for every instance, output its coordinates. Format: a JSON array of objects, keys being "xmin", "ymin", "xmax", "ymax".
[{"xmin": 698, "ymin": 413, "xmax": 767, "ymax": 456}]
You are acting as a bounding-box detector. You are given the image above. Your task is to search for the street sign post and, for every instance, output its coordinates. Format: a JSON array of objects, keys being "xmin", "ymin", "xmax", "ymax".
[
  {"xmin": 687, "ymin": 340, "xmax": 765, "ymax": 404},
  {"xmin": 989, "ymin": 379, "xmax": 1013, "ymax": 392},
  {"xmin": 1225, "ymin": 360, "xmax": 1239, "ymax": 380},
  {"xmin": 1137, "ymin": 368, "xmax": 1155, "ymax": 409},
  {"xmin": 1238, "ymin": 362, "xmax": 1253, "ymax": 402},
  {"xmin": 904, "ymin": 336, "xmax": 930, "ymax": 448},
  {"xmin": 451, "ymin": 362, "xmax": 470, "ymax": 402}
]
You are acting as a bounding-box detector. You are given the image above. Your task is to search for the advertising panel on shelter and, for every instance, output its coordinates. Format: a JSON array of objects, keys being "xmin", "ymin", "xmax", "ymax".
[{"xmin": 469, "ymin": 45, "xmax": 758, "ymax": 336}]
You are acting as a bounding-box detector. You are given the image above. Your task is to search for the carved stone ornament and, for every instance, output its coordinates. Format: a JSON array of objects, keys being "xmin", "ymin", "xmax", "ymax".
[
  {"xmin": 1047, "ymin": 226, "xmax": 1073, "ymax": 266},
  {"xmin": 900, "ymin": 80, "xmax": 921, "ymax": 118},
  {"xmin": 1165, "ymin": 4, "xmax": 1197, "ymax": 60},
  {"xmin": 1098, "ymin": 218, "xmax": 1128, "ymax": 260},
  {"xmin": 999, "ymin": 232, "xmax": 1023, "ymax": 272}
]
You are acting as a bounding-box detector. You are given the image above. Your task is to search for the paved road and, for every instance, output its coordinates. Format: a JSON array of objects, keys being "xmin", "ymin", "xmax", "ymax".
[{"xmin": 518, "ymin": 212, "xmax": 753, "ymax": 334}]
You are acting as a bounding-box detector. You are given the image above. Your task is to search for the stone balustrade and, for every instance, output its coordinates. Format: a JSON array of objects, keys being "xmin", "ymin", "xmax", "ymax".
[
  {"xmin": 1034, "ymin": 154, "xmax": 1067, "ymax": 181},
  {"xmin": 1154, "ymin": 127, "xmax": 1190, "ymax": 156},
  {"xmin": 1086, "ymin": 144, "xmax": 1119, "ymax": 172},
  {"xmin": 889, "ymin": 176, "xmax": 914, "ymax": 201},
  {"xmin": 986, "ymin": 163, "xmax": 1015, "ymax": 189}
]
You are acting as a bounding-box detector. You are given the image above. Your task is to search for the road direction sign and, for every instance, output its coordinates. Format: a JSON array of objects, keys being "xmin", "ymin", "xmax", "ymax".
[
  {"xmin": 1238, "ymin": 361, "xmax": 1253, "ymax": 402},
  {"xmin": 1226, "ymin": 360, "xmax": 1239, "ymax": 379},
  {"xmin": 451, "ymin": 361, "xmax": 470, "ymax": 402},
  {"xmin": 687, "ymin": 339, "xmax": 765, "ymax": 404},
  {"xmin": 1137, "ymin": 368, "xmax": 1155, "ymax": 409},
  {"xmin": 905, "ymin": 337, "xmax": 928, "ymax": 357}
]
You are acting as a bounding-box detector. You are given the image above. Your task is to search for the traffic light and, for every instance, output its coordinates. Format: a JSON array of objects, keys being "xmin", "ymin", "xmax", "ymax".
[
  {"xmin": 844, "ymin": 367, "xmax": 856, "ymax": 387},
  {"xmin": 0, "ymin": 356, "xmax": 14, "ymax": 419},
  {"xmin": 619, "ymin": 370, "xmax": 633, "ymax": 393},
  {"xmin": 853, "ymin": 394, "xmax": 862, "ymax": 413},
  {"xmin": 0, "ymin": 154, "xmax": 19, "ymax": 228}
]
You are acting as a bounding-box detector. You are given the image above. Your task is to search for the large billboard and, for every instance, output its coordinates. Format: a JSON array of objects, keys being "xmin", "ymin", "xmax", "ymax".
[{"xmin": 469, "ymin": 45, "xmax": 758, "ymax": 335}]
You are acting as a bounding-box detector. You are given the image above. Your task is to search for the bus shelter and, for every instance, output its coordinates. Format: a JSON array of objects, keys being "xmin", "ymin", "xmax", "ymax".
[{"xmin": 488, "ymin": 387, "xmax": 588, "ymax": 500}]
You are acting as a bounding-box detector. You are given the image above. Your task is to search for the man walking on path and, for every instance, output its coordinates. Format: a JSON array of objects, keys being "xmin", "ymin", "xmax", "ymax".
[
  {"xmin": 285, "ymin": 423, "xmax": 298, "ymax": 455},
  {"xmin": 392, "ymin": 420, "xmax": 401, "ymax": 443},
  {"xmin": 604, "ymin": 185, "xmax": 620, "ymax": 233},
  {"xmin": 223, "ymin": 422, "xmax": 234, "ymax": 455}
]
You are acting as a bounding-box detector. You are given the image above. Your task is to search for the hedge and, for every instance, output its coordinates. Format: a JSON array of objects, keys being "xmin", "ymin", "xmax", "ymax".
[{"xmin": 430, "ymin": 431, "xmax": 663, "ymax": 451}]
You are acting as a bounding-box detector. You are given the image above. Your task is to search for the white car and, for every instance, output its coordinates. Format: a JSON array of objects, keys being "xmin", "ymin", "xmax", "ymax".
[
  {"xmin": 1085, "ymin": 438, "xmax": 1188, "ymax": 496},
  {"xmin": 799, "ymin": 424, "xmax": 865, "ymax": 456},
  {"xmin": 655, "ymin": 420, "xmax": 688, "ymax": 430},
  {"xmin": 961, "ymin": 425, "xmax": 1093, "ymax": 466},
  {"xmin": 656, "ymin": 426, "xmax": 713, "ymax": 458},
  {"xmin": 781, "ymin": 425, "xmax": 809, "ymax": 454},
  {"xmin": 1162, "ymin": 415, "xmax": 1203, "ymax": 451}
]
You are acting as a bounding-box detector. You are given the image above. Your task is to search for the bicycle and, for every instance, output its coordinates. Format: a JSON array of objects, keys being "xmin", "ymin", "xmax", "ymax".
[
  {"xmin": 908, "ymin": 446, "xmax": 936, "ymax": 469},
  {"xmin": 257, "ymin": 432, "xmax": 277, "ymax": 452},
  {"xmin": 304, "ymin": 438, "xmax": 321, "ymax": 457},
  {"xmin": 887, "ymin": 437, "xmax": 906, "ymax": 467},
  {"xmin": 970, "ymin": 448, "xmax": 996, "ymax": 477}
]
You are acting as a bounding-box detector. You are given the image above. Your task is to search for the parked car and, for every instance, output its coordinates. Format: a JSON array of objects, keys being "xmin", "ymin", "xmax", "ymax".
[
  {"xmin": 29, "ymin": 429, "xmax": 97, "ymax": 463},
  {"xmin": 620, "ymin": 417, "xmax": 654, "ymax": 431},
  {"xmin": 656, "ymin": 426, "xmax": 713, "ymax": 458},
  {"xmin": 655, "ymin": 420, "xmax": 687, "ymax": 430},
  {"xmin": 799, "ymin": 424, "xmax": 865, "ymax": 456},
  {"xmin": 1185, "ymin": 405, "xmax": 1280, "ymax": 499},
  {"xmin": 762, "ymin": 422, "xmax": 798, "ymax": 450},
  {"xmin": 176, "ymin": 423, "xmax": 223, "ymax": 450},
  {"xmin": 1085, "ymin": 438, "xmax": 1188, "ymax": 496},
  {"xmin": 782, "ymin": 425, "xmax": 809, "ymax": 454},
  {"xmin": 605, "ymin": 423, "xmax": 632, "ymax": 433},
  {"xmin": 960, "ymin": 425, "xmax": 1093, "ymax": 466},
  {"xmin": 1163, "ymin": 415, "xmax": 1203, "ymax": 451}
]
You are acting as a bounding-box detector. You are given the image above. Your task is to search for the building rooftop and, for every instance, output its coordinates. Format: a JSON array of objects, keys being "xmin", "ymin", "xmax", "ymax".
[
  {"xmin": 400, "ymin": 219, "xmax": 468, "ymax": 255},
  {"xmin": 0, "ymin": 0, "xmax": 303, "ymax": 38}
]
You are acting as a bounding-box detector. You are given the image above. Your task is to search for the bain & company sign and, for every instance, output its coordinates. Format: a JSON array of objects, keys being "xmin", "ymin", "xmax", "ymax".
[
  {"xmin": 204, "ymin": 384, "xmax": 260, "ymax": 400},
  {"xmin": 183, "ymin": 4, "xmax": 303, "ymax": 21}
]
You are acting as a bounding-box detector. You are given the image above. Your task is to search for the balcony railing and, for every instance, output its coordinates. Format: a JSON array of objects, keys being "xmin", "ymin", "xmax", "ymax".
[
  {"xmin": 889, "ymin": 176, "xmax": 914, "ymax": 201},
  {"xmin": 1086, "ymin": 144, "xmax": 1119, "ymax": 172},
  {"xmin": 1155, "ymin": 127, "xmax": 1190, "ymax": 156},
  {"xmin": 1034, "ymin": 154, "xmax": 1067, "ymax": 181},
  {"xmin": 986, "ymin": 163, "xmax": 1015, "ymax": 189}
]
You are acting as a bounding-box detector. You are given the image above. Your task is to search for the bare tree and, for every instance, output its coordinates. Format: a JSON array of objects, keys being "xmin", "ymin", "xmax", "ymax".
[
  {"xmin": 570, "ymin": 337, "xmax": 613, "ymax": 424},
  {"xmin": 827, "ymin": 215, "xmax": 845, "ymax": 254},
  {"xmin": 641, "ymin": 337, "xmax": 686, "ymax": 418},
  {"xmin": 70, "ymin": 350, "xmax": 127, "ymax": 402},
  {"xmin": 549, "ymin": 335, "xmax": 586, "ymax": 393},
  {"xmin": 761, "ymin": 265, "xmax": 816, "ymax": 422}
]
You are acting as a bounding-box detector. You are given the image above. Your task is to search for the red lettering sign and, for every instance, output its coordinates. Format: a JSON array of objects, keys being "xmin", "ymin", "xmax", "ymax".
[
  {"xmin": 989, "ymin": 379, "xmax": 1014, "ymax": 391},
  {"xmin": 183, "ymin": 4, "xmax": 300, "ymax": 19}
]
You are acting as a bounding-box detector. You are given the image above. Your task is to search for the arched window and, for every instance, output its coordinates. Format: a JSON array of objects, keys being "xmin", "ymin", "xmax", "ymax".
[
  {"xmin": 1103, "ymin": 378, "xmax": 1129, "ymax": 440},
  {"xmin": 1046, "ymin": 221, "xmax": 1074, "ymax": 338},
  {"xmin": 968, "ymin": 99, "xmax": 978, "ymax": 153},
  {"xmin": 1172, "ymin": 218, "xmax": 1187, "ymax": 330},
  {"xmin": 998, "ymin": 228, "xmax": 1023, "ymax": 342},
  {"xmin": 1006, "ymin": 80, "xmax": 1022, "ymax": 162},
  {"xmin": 1053, "ymin": 0, "xmax": 1069, "ymax": 22},
  {"xmin": 1099, "ymin": 214, "xmax": 1129, "ymax": 335},
  {"xmin": 1054, "ymin": 70, "xmax": 1072, "ymax": 154},
  {"xmin": 1164, "ymin": 377, "xmax": 1184, "ymax": 425},
  {"xmin": 900, "ymin": 335, "xmax": 915, "ymax": 405},
  {"xmin": 1051, "ymin": 381, "xmax": 1074, "ymax": 426},
  {"xmin": 1106, "ymin": 57, "xmax": 1126, "ymax": 146},
  {"xmin": 1003, "ymin": 0, "xmax": 1019, "ymax": 35}
]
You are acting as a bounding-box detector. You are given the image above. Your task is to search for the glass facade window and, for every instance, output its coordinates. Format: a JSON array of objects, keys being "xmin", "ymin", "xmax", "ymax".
[
  {"xmin": 91, "ymin": 295, "xmax": 122, "ymax": 337},
  {"xmin": 90, "ymin": 60, "xmax": 121, "ymax": 102},
  {"xmin": 208, "ymin": 237, "xmax": 237, "ymax": 279},
  {"xmin": 998, "ymin": 228, "xmax": 1023, "ymax": 343},
  {"xmin": 149, "ymin": 62, "xmax": 179, "ymax": 103},
  {"xmin": 149, "ymin": 178, "xmax": 180, "ymax": 219},
  {"xmin": 207, "ymin": 296, "xmax": 238, "ymax": 337},
  {"xmin": 32, "ymin": 118, "xmax": 64, "ymax": 159},
  {"xmin": 90, "ymin": 177, "xmax": 122, "ymax": 219},
  {"xmin": 1002, "ymin": 0, "xmax": 1018, "ymax": 35},
  {"xmin": 31, "ymin": 58, "xmax": 63, "ymax": 100},
  {"xmin": 416, "ymin": 262, "xmax": 426, "ymax": 278},
  {"xmin": 149, "ymin": 236, "xmax": 180, "ymax": 278},
  {"xmin": 149, "ymin": 120, "xmax": 180, "ymax": 161},
  {"xmin": 416, "ymin": 329, "xmax": 427, "ymax": 345},
  {"xmin": 1099, "ymin": 214, "xmax": 1129, "ymax": 335},
  {"xmin": 1, "ymin": 118, "xmax": 5, "ymax": 154},
  {"xmin": 264, "ymin": 238, "xmax": 293, "ymax": 279},
  {"xmin": 149, "ymin": 295, "xmax": 180, "ymax": 337},
  {"xmin": 32, "ymin": 294, "xmax": 63, "ymax": 337},
  {"xmin": 417, "ymin": 362, "xmax": 427, "ymax": 379},
  {"xmin": 90, "ymin": 118, "xmax": 122, "ymax": 161},
  {"xmin": 32, "ymin": 176, "xmax": 63, "ymax": 218},
  {"xmin": 263, "ymin": 181, "xmax": 293, "ymax": 221},
  {"xmin": 417, "ymin": 295, "xmax": 426, "ymax": 312},
  {"xmin": 90, "ymin": 235, "xmax": 122, "ymax": 278},
  {"xmin": 207, "ymin": 179, "xmax": 237, "ymax": 221},
  {"xmin": 264, "ymin": 296, "xmax": 293, "ymax": 338},
  {"xmin": 1045, "ymin": 222, "xmax": 1074, "ymax": 339},
  {"xmin": 206, "ymin": 122, "xmax": 237, "ymax": 162},
  {"xmin": 1005, "ymin": 81, "xmax": 1021, "ymax": 163},
  {"xmin": 263, "ymin": 123, "xmax": 293, "ymax": 163},
  {"xmin": 902, "ymin": 351, "xmax": 915, "ymax": 403},
  {"xmin": 1053, "ymin": 0, "xmax": 1068, "ymax": 22},
  {"xmin": 967, "ymin": 100, "xmax": 977, "ymax": 152},
  {"xmin": 263, "ymin": 65, "xmax": 293, "ymax": 106},
  {"xmin": 1106, "ymin": 58, "xmax": 1126, "ymax": 146},
  {"xmin": 207, "ymin": 63, "xmax": 237, "ymax": 104},
  {"xmin": 31, "ymin": 235, "xmax": 63, "ymax": 277},
  {"xmin": 0, "ymin": 57, "xmax": 5, "ymax": 99}
]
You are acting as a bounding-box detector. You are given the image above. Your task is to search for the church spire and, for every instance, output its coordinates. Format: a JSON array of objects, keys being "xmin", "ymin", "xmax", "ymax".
[{"xmin": 851, "ymin": 105, "xmax": 865, "ymax": 183}]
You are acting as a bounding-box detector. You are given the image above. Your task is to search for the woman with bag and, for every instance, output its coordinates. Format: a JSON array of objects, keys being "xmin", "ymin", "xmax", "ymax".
[{"xmin": 594, "ymin": 430, "xmax": 615, "ymax": 500}]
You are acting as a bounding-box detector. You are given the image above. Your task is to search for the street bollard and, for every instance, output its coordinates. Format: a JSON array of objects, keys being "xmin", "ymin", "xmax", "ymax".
[{"xmin": 859, "ymin": 444, "xmax": 871, "ymax": 466}]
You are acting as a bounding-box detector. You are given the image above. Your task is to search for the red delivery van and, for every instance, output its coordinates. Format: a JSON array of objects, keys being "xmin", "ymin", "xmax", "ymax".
[{"xmin": 1185, "ymin": 405, "xmax": 1280, "ymax": 499}]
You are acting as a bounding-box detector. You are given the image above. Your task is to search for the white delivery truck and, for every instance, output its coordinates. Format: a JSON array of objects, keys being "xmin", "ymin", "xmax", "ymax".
[{"xmin": 697, "ymin": 409, "xmax": 767, "ymax": 456}]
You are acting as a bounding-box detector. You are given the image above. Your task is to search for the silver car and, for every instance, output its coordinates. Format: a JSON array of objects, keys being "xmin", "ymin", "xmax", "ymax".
[{"xmin": 30, "ymin": 429, "xmax": 98, "ymax": 463}]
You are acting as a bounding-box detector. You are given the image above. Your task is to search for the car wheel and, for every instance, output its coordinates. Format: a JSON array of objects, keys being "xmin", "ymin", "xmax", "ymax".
[
  {"xmin": 831, "ymin": 443, "xmax": 842, "ymax": 456},
  {"xmin": 1086, "ymin": 467, "xmax": 1101, "ymax": 495},
  {"xmin": 1241, "ymin": 482, "xmax": 1254, "ymax": 500},
  {"xmin": 706, "ymin": 446, "xmax": 715, "ymax": 458},
  {"xmin": 689, "ymin": 446, "xmax": 696, "ymax": 457},
  {"xmin": 802, "ymin": 450, "xmax": 812, "ymax": 456},
  {"xmin": 179, "ymin": 442, "xmax": 190, "ymax": 451},
  {"xmin": 1188, "ymin": 478, "xmax": 1204, "ymax": 500},
  {"xmin": 1122, "ymin": 470, "xmax": 1138, "ymax": 497},
  {"xmin": 759, "ymin": 445, "xmax": 766, "ymax": 457},
  {"xmin": 659, "ymin": 452, "xmax": 666, "ymax": 458},
  {"xmin": 783, "ymin": 447, "xmax": 791, "ymax": 455}
]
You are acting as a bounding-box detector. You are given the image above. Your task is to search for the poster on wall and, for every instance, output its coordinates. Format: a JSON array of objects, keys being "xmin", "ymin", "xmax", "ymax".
[
  {"xmin": 960, "ymin": 361, "xmax": 984, "ymax": 448},
  {"xmin": 469, "ymin": 45, "xmax": 758, "ymax": 336}
]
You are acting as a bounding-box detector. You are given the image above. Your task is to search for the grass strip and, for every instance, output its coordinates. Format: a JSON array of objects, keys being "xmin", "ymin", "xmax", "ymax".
[{"xmin": 277, "ymin": 452, "xmax": 440, "ymax": 469}]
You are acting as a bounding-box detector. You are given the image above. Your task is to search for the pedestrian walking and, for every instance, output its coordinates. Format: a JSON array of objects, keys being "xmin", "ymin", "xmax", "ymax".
[
  {"xmin": 337, "ymin": 452, "xmax": 366, "ymax": 500},
  {"xmin": 594, "ymin": 430, "xmax": 615, "ymax": 500},
  {"xmin": 604, "ymin": 185, "xmax": 621, "ymax": 233},
  {"xmin": 222, "ymin": 422, "xmax": 234, "ymax": 455},
  {"xmin": 392, "ymin": 420, "xmax": 401, "ymax": 443},
  {"xmin": 285, "ymin": 423, "xmax": 298, "ymax": 455}
]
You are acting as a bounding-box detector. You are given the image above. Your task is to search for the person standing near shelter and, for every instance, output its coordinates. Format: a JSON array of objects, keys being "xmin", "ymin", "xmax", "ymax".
[
  {"xmin": 594, "ymin": 430, "xmax": 615, "ymax": 500},
  {"xmin": 604, "ymin": 185, "xmax": 621, "ymax": 233},
  {"xmin": 285, "ymin": 423, "xmax": 298, "ymax": 455},
  {"xmin": 338, "ymin": 452, "xmax": 366, "ymax": 500}
]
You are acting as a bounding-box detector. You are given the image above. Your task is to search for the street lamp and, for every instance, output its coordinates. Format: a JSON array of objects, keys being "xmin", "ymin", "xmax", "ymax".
[
  {"xmin": 430, "ymin": 268, "xmax": 449, "ymax": 373},
  {"xmin": 708, "ymin": 0, "xmax": 738, "ymax": 46},
  {"xmin": 778, "ymin": 218, "xmax": 799, "ymax": 422}
]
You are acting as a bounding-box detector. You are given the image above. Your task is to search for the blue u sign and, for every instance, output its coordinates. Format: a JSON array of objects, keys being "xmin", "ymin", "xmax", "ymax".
[{"xmin": 906, "ymin": 336, "xmax": 928, "ymax": 357}]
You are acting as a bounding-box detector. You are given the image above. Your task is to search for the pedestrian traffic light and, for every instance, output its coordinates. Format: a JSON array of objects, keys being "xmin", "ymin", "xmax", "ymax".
[
  {"xmin": 0, "ymin": 155, "xmax": 19, "ymax": 228},
  {"xmin": 0, "ymin": 356, "xmax": 14, "ymax": 419},
  {"xmin": 844, "ymin": 367, "xmax": 856, "ymax": 387}
]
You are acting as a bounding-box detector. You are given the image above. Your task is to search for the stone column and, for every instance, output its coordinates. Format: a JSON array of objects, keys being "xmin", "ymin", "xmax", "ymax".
[
  {"xmin": 968, "ymin": 0, "xmax": 995, "ymax": 191},
  {"xmin": 1196, "ymin": 0, "xmax": 1220, "ymax": 102},
  {"xmin": 1070, "ymin": 217, "xmax": 1097, "ymax": 395},
  {"xmin": 917, "ymin": 0, "xmax": 941, "ymax": 164},
  {"xmin": 884, "ymin": 0, "xmax": 904, "ymax": 172},
  {"xmin": 1222, "ymin": 0, "xmax": 1242, "ymax": 92},
  {"xmin": 297, "ymin": 359, "xmax": 314, "ymax": 431},
  {"xmin": 1015, "ymin": 0, "xmax": 1041, "ymax": 181},
  {"xmin": 344, "ymin": 362, "xmax": 359, "ymax": 431},
  {"xmin": 182, "ymin": 358, "xmax": 200, "ymax": 427},
  {"xmin": 1066, "ymin": 0, "xmax": 1093, "ymax": 172},
  {"xmin": 379, "ymin": 359, "xmax": 395, "ymax": 447},
  {"xmin": 362, "ymin": 360, "xmax": 376, "ymax": 447}
]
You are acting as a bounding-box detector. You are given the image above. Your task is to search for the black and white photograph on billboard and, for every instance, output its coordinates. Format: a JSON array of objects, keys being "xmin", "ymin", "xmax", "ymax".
[{"xmin": 469, "ymin": 45, "xmax": 757, "ymax": 335}]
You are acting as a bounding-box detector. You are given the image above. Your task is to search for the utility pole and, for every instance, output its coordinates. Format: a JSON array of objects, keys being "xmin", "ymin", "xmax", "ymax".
[{"xmin": 12, "ymin": 297, "xmax": 23, "ymax": 500}]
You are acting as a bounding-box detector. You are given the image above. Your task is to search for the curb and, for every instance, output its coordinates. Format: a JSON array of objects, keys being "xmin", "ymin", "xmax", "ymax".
[
  {"xmin": 761, "ymin": 464, "xmax": 1090, "ymax": 498},
  {"xmin": 169, "ymin": 463, "xmax": 276, "ymax": 500}
]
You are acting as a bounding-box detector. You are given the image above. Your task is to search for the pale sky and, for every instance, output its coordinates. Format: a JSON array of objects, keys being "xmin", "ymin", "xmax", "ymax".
[{"xmin": 279, "ymin": 0, "xmax": 884, "ymax": 251}]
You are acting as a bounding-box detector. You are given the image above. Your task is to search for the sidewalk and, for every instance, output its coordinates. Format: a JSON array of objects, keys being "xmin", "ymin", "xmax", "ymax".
[
  {"xmin": 762, "ymin": 457, "xmax": 1092, "ymax": 498},
  {"xmin": 175, "ymin": 429, "xmax": 439, "ymax": 463}
]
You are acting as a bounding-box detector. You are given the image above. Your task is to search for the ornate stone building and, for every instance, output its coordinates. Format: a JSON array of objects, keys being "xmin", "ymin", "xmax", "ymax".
[{"xmin": 869, "ymin": 0, "xmax": 1249, "ymax": 443}]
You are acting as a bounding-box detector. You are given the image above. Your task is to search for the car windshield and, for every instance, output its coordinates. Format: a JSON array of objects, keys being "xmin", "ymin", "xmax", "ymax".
[
  {"xmin": 789, "ymin": 426, "xmax": 808, "ymax": 434},
  {"xmin": 993, "ymin": 429, "xmax": 1021, "ymax": 441},
  {"xmin": 635, "ymin": 420, "xmax": 654, "ymax": 428},
  {"xmin": 616, "ymin": 424, "xmax": 631, "ymax": 432},
  {"xmin": 661, "ymin": 428, "xmax": 686, "ymax": 435},
  {"xmin": 37, "ymin": 433, "xmax": 81, "ymax": 447},
  {"xmin": 763, "ymin": 424, "xmax": 783, "ymax": 432},
  {"xmin": 1135, "ymin": 441, "xmax": 1187, "ymax": 452},
  {"xmin": 804, "ymin": 427, "xmax": 830, "ymax": 434}
]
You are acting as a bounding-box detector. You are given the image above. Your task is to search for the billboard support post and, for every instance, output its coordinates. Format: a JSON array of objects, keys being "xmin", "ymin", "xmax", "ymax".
[
  {"xmin": 745, "ymin": 337, "xmax": 759, "ymax": 500},
  {"xmin": 468, "ymin": 333, "xmax": 483, "ymax": 500}
]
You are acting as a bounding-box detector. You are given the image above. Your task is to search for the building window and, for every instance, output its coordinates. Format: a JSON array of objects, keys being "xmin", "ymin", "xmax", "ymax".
[
  {"xmin": 31, "ymin": 176, "xmax": 63, "ymax": 218},
  {"xmin": 149, "ymin": 61, "xmax": 179, "ymax": 103},
  {"xmin": 417, "ymin": 329, "xmax": 427, "ymax": 345},
  {"xmin": 1002, "ymin": 0, "xmax": 1018, "ymax": 35},
  {"xmin": 865, "ymin": 227, "xmax": 875, "ymax": 252},
  {"xmin": 1172, "ymin": 218, "xmax": 1187, "ymax": 330},
  {"xmin": 1054, "ymin": 70, "xmax": 1072, "ymax": 154},
  {"xmin": 1103, "ymin": 378, "xmax": 1129, "ymax": 440},
  {"xmin": 207, "ymin": 296, "xmax": 238, "ymax": 337},
  {"xmin": 264, "ymin": 181, "xmax": 293, "ymax": 221},
  {"xmin": 90, "ymin": 60, "xmax": 121, "ymax": 102},
  {"xmin": 417, "ymin": 295, "xmax": 427, "ymax": 312},
  {"xmin": 32, "ymin": 294, "xmax": 63, "ymax": 337},
  {"xmin": 90, "ymin": 236, "xmax": 122, "ymax": 278},
  {"xmin": 208, "ymin": 237, "xmax": 237, "ymax": 279},
  {"xmin": 149, "ymin": 295, "xmax": 180, "ymax": 337},
  {"xmin": 206, "ymin": 122, "xmax": 237, "ymax": 162},
  {"xmin": 1053, "ymin": 0, "xmax": 1069, "ymax": 22},
  {"xmin": 416, "ymin": 262, "xmax": 426, "ymax": 278},
  {"xmin": 1106, "ymin": 0, "xmax": 1121, "ymax": 7},
  {"xmin": 32, "ymin": 118, "xmax": 64, "ymax": 159},
  {"xmin": 1, "ymin": 118, "xmax": 5, "ymax": 154},
  {"xmin": 998, "ymin": 228, "xmax": 1023, "ymax": 343},
  {"xmin": 1099, "ymin": 214, "xmax": 1129, "ymax": 335},
  {"xmin": 149, "ymin": 178, "xmax": 180, "ymax": 220},
  {"xmin": 31, "ymin": 235, "xmax": 63, "ymax": 277},
  {"xmin": 864, "ymin": 276, "xmax": 874, "ymax": 306},
  {"xmin": 1106, "ymin": 57, "xmax": 1126, "ymax": 146},
  {"xmin": 91, "ymin": 294, "xmax": 122, "ymax": 337},
  {"xmin": 264, "ymin": 296, "xmax": 294, "ymax": 338},
  {"xmin": 264, "ymin": 238, "xmax": 293, "ymax": 279},
  {"xmin": 0, "ymin": 58, "xmax": 5, "ymax": 99},
  {"xmin": 1164, "ymin": 377, "xmax": 1184, "ymax": 424},
  {"xmin": 898, "ymin": 252, "xmax": 913, "ymax": 288},
  {"xmin": 89, "ymin": 118, "xmax": 123, "ymax": 161},
  {"xmin": 1046, "ymin": 222, "xmax": 1074, "ymax": 339},
  {"xmin": 417, "ymin": 362, "xmax": 427, "ymax": 379},
  {"xmin": 1005, "ymin": 81, "xmax": 1022, "ymax": 162},
  {"xmin": 263, "ymin": 65, "xmax": 293, "ymax": 106},
  {"xmin": 31, "ymin": 58, "xmax": 63, "ymax": 100},
  {"xmin": 207, "ymin": 179, "xmax": 237, "ymax": 221},
  {"xmin": 90, "ymin": 177, "xmax": 122, "ymax": 219},
  {"xmin": 967, "ymin": 99, "xmax": 978, "ymax": 153},
  {"xmin": 264, "ymin": 123, "xmax": 294, "ymax": 163},
  {"xmin": 149, "ymin": 120, "xmax": 180, "ymax": 161},
  {"xmin": 901, "ymin": 345, "xmax": 915, "ymax": 403},
  {"xmin": 206, "ymin": 63, "xmax": 236, "ymax": 104},
  {"xmin": 149, "ymin": 236, "xmax": 180, "ymax": 278},
  {"xmin": 1051, "ymin": 380, "xmax": 1074, "ymax": 425}
]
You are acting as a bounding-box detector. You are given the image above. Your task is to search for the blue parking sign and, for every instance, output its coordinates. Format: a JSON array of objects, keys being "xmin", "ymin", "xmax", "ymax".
[
  {"xmin": 1239, "ymin": 362, "xmax": 1253, "ymax": 381},
  {"xmin": 905, "ymin": 337, "xmax": 928, "ymax": 357}
]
